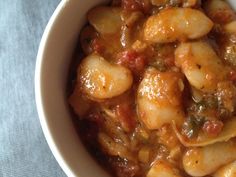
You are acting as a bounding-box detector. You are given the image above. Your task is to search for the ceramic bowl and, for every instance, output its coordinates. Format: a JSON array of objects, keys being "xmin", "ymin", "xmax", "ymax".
[
  {"xmin": 35, "ymin": 0, "xmax": 236, "ymax": 177},
  {"xmin": 35, "ymin": 0, "xmax": 109, "ymax": 176}
]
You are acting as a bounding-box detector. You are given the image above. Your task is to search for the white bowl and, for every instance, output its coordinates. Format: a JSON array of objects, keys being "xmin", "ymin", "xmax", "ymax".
[
  {"xmin": 35, "ymin": 0, "xmax": 236, "ymax": 177},
  {"xmin": 35, "ymin": 0, "xmax": 110, "ymax": 176}
]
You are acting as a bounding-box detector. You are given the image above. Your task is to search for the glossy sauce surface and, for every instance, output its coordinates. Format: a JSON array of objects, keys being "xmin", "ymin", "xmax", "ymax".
[{"xmin": 68, "ymin": 0, "xmax": 236, "ymax": 176}]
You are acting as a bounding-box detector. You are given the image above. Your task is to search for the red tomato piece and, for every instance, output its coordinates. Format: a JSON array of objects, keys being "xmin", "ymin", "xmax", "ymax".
[
  {"xmin": 115, "ymin": 103, "xmax": 136, "ymax": 132},
  {"xmin": 202, "ymin": 120, "xmax": 224, "ymax": 137},
  {"xmin": 229, "ymin": 70, "xmax": 236, "ymax": 82},
  {"xmin": 117, "ymin": 50, "xmax": 147, "ymax": 75}
]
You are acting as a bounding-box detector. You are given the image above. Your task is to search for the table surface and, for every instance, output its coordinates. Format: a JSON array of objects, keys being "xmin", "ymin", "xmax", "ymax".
[{"xmin": 0, "ymin": 0, "xmax": 66, "ymax": 176}]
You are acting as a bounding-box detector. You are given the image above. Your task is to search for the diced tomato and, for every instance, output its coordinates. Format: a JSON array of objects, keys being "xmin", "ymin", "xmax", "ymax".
[
  {"xmin": 121, "ymin": 0, "xmax": 142, "ymax": 11},
  {"xmin": 112, "ymin": 158, "xmax": 140, "ymax": 177},
  {"xmin": 210, "ymin": 11, "xmax": 235, "ymax": 24},
  {"xmin": 164, "ymin": 56, "xmax": 175, "ymax": 67},
  {"xmin": 87, "ymin": 113, "xmax": 104, "ymax": 126},
  {"xmin": 115, "ymin": 103, "xmax": 136, "ymax": 132},
  {"xmin": 229, "ymin": 70, "xmax": 236, "ymax": 82},
  {"xmin": 92, "ymin": 38, "xmax": 105, "ymax": 54},
  {"xmin": 202, "ymin": 120, "xmax": 224, "ymax": 137},
  {"xmin": 121, "ymin": 0, "xmax": 150, "ymax": 13},
  {"xmin": 116, "ymin": 49, "xmax": 147, "ymax": 75}
]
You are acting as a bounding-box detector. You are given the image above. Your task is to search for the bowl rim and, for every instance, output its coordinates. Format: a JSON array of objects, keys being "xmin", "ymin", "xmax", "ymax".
[{"xmin": 35, "ymin": 0, "xmax": 75, "ymax": 176}]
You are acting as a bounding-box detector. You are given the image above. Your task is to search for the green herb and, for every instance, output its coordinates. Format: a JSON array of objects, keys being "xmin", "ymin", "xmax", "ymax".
[
  {"xmin": 218, "ymin": 107, "xmax": 232, "ymax": 119},
  {"xmin": 182, "ymin": 115, "xmax": 205, "ymax": 138},
  {"xmin": 224, "ymin": 44, "xmax": 236, "ymax": 66},
  {"xmin": 197, "ymin": 101, "xmax": 207, "ymax": 112},
  {"xmin": 151, "ymin": 59, "xmax": 167, "ymax": 72},
  {"xmin": 189, "ymin": 96, "xmax": 218, "ymax": 113},
  {"xmin": 205, "ymin": 96, "xmax": 218, "ymax": 108},
  {"xmin": 188, "ymin": 101, "xmax": 207, "ymax": 113}
]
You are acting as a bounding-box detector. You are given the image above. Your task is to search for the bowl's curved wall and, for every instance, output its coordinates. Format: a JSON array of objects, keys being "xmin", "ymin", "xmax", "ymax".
[
  {"xmin": 228, "ymin": 0, "xmax": 236, "ymax": 9},
  {"xmin": 35, "ymin": 0, "xmax": 109, "ymax": 177}
]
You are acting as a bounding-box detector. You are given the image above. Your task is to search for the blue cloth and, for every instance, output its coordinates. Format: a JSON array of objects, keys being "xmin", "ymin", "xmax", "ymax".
[{"xmin": 0, "ymin": 0, "xmax": 66, "ymax": 176}]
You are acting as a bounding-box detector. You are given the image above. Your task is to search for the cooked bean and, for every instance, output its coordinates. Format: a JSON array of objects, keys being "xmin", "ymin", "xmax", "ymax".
[
  {"xmin": 79, "ymin": 54, "xmax": 133, "ymax": 100},
  {"xmin": 137, "ymin": 67, "xmax": 184, "ymax": 129},
  {"xmin": 175, "ymin": 41, "xmax": 225, "ymax": 93},
  {"xmin": 88, "ymin": 6, "xmax": 122, "ymax": 35},
  {"xmin": 214, "ymin": 161, "xmax": 236, "ymax": 177},
  {"xmin": 147, "ymin": 161, "xmax": 183, "ymax": 177},
  {"xmin": 183, "ymin": 140, "xmax": 236, "ymax": 176},
  {"xmin": 144, "ymin": 8, "xmax": 213, "ymax": 43}
]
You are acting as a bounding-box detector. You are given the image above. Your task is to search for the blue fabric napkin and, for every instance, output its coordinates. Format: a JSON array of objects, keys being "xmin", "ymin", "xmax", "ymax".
[{"xmin": 0, "ymin": 0, "xmax": 66, "ymax": 176}]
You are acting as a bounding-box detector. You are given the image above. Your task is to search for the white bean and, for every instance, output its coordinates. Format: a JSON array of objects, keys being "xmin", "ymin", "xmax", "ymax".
[
  {"xmin": 68, "ymin": 86, "xmax": 90, "ymax": 117},
  {"xmin": 147, "ymin": 161, "xmax": 182, "ymax": 177},
  {"xmin": 175, "ymin": 41, "xmax": 225, "ymax": 93},
  {"xmin": 88, "ymin": 6, "xmax": 122, "ymax": 35},
  {"xmin": 214, "ymin": 161, "xmax": 236, "ymax": 177},
  {"xmin": 224, "ymin": 21, "xmax": 236, "ymax": 35},
  {"xmin": 144, "ymin": 8, "xmax": 213, "ymax": 43},
  {"xmin": 79, "ymin": 54, "xmax": 133, "ymax": 100},
  {"xmin": 183, "ymin": 140, "xmax": 236, "ymax": 177},
  {"xmin": 137, "ymin": 67, "xmax": 184, "ymax": 130}
]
